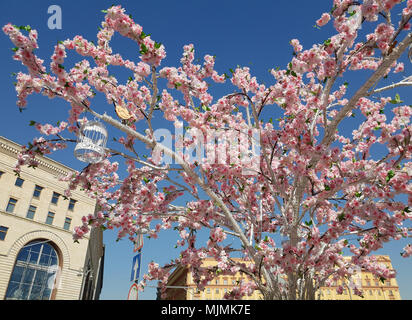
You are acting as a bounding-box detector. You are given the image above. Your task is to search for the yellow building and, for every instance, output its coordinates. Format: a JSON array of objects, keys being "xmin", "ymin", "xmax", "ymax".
[
  {"xmin": 0, "ymin": 136, "xmax": 104, "ymax": 300},
  {"xmin": 317, "ymin": 255, "xmax": 401, "ymax": 300},
  {"xmin": 163, "ymin": 255, "xmax": 401, "ymax": 300},
  {"xmin": 164, "ymin": 257, "xmax": 262, "ymax": 300}
]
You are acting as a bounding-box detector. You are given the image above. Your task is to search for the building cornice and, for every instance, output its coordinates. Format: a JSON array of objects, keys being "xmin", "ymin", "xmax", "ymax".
[{"xmin": 0, "ymin": 136, "xmax": 74, "ymax": 178}]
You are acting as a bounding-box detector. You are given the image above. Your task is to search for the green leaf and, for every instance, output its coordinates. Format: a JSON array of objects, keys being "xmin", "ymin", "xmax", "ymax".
[
  {"xmin": 139, "ymin": 31, "xmax": 150, "ymax": 40},
  {"xmin": 154, "ymin": 42, "xmax": 162, "ymax": 49},
  {"xmin": 305, "ymin": 220, "xmax": 313, "ymax": 227},
  {"xmin": 140, "ymin": 43, "xmax": 149, "ymax": 54},
  {"xmin": 386, "ymin": 170, "xmax": 395, "ymax": 183},
  {"xmin": 323, "ymin": 39, "xmax": 331, "ymax": 46},
  {"xmin": 143, "ymin": 177, "xmax": 150, "ymax": 183},
  {"xmin": 337, "ymin": 213, "xmax": 345, "ymax": 222},
  {"xmin": 202, "ymin": 104, "xmax": 211, "ymax": 112},
  {"xmin": 324, "ymin": 184, "xmax": 331, "ymax": 191},
  {"xmin": 29, "ymin": 120, "xmax": 36, "ymax": 126},
  {"xmin": 389, "ymin": 93, "xmax": 403, "ymax": 104},
  {"xmin": 355, "ymin": 192, "xmax": 362, "ymax": 198}
]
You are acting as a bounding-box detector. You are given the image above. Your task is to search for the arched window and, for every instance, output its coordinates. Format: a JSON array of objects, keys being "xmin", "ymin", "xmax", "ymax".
[{"xmin": 5, "ymin": 240, "xmax": 60, "ymax": 300}]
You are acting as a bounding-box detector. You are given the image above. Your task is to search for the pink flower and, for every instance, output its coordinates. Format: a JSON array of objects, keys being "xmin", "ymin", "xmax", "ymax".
[{"xmin": 316, "ymin": 13, "xmax": 331, "ymax": 27}]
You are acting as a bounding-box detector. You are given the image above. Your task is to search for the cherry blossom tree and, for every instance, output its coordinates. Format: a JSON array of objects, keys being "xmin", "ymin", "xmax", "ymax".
[{"xmin": 3, "ymin": 0, "xmax": 412, "ymax": 300}]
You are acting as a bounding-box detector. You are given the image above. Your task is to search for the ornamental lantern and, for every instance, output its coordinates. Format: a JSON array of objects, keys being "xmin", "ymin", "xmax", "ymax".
[{"xmin": 74, "ymin": 120, "xmax": 108, "ymax": 164}]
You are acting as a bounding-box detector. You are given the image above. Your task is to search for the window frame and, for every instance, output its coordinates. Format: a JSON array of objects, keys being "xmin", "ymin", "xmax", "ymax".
[
  {"xmin": 5, "ymin": 240, "xmax": 60, "ymax": 300},
  {"xmin": 15, "ymin": 177, "xmax": 24, "ymax": 187},
  {"xmin": 51, "ymin": 192, "xmax": 60, "ymax": 205},
  {"xmin": 63, "ymin": 217, "xmax": 72, "ymax": 231},
  {"xmin": 0, "ymin": 226, "xmax": 8, "ymax": 241},
  {"xmin": 33, "ymin": 185, "xmax": 43, "ymax": 199},
  {"xmin": 26, "ymin": 205, "xmax": 37, "ymax": 220},
  {"xmin": 68, "ymin": 199, "xmax": 76, "ymax": 211},
  {"xmin": 6, "ymin": 198, "xmax": 18, "ymax": 213},
  {"xmin": 45, "ymin": 212, "xmax": 55, "ymax": 225}
]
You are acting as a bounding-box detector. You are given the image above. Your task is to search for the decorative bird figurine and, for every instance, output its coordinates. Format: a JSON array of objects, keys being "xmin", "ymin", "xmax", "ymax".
[{"xmin": 113, "ymin": 100, "xmax": 133, "ymax": 124}]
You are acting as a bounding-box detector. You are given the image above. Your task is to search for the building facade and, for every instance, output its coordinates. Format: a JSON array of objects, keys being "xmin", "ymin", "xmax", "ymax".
[
  {"xmin": 0, "ymin": 136, "xmax": 104, "ymax": 300},
  {"xmin": 317, "ymin": 255, "xmax": 401, "ymax": 300},
  {"xmin": 163, "ymin": 256, "xmax": 401, "ymax": 300}
]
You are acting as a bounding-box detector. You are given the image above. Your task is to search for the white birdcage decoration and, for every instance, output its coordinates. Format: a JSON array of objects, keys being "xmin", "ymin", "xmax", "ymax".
[{"xmin": 74, "ymin": 120, "xmax": 108, "ymax": 164}]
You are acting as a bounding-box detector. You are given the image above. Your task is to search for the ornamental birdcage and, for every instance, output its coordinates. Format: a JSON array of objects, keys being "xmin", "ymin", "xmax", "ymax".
[{"xmin": 74, "ymin": 120, "xmax": 108, "ymax": 164}]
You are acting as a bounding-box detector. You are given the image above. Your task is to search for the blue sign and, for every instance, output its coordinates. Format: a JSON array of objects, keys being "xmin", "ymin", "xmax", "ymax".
[{"xmin": 130, "ymin": 252, "xmax": 141, "ymax": 282}]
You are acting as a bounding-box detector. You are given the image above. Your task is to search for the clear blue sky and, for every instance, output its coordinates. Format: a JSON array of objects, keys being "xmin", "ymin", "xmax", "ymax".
[{"xmin": 0, "ymin": 0, "xmax": 411, "ymax": 300}]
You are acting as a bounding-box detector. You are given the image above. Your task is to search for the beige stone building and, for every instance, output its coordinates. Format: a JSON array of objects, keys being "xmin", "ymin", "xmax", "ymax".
[
  {"xmin": 163, "ymin": 256, "xmax": 401, "ymax": 300},
  {"xmin": 0, "ymin": 136, "xmax": 104, "ymax": 300}
]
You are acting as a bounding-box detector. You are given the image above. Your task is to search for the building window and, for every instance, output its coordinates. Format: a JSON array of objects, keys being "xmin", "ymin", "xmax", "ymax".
[
  {"xmin": 51, "ymin": 192, "xmax": 60, "ymax": 205},
  {"xmin": 63, "ymin": 218, "xmax": 71, "ymax": 231},
  {"xmin": 207, "ymin": 288, "xmax": 211, "ymax": 294},
  {"xmin": 5, "ymin": 240, "xmax": 59, "ymax": 300},
  {"xmin": 33, "ymin": 185, "xmax": 43, "ymax": 199},
  {"xmin": 15, "ymin": 177, "xmax": 24, "ymax": 187},
  {"xmin": 45, "ymin": 212, "xmax": 55, "ymax": 225},
  {"xmin": 0, "ymin": 226, "xmax": 8, "ymax": 241},
  {"xmin": 68, "ymin": 199, "xmax": 76, "ymax": 211},
  {"xmin": 215, "ymin": 279, "xmax": 219, "ymax": 285},
  {"xmin": 6, "ymin": 198, "xmax": 18, "ymax": 213},
  {"xmin": 215, "ymin": 288, "xmax": 219, "ymax": 294},
  {"xmin": 223, "ymin": 279, "xmax": 228, "ymax": 285},
  {"xmin": 26, "ymin": 205, "xmax": 37, "ymax": 220}
]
